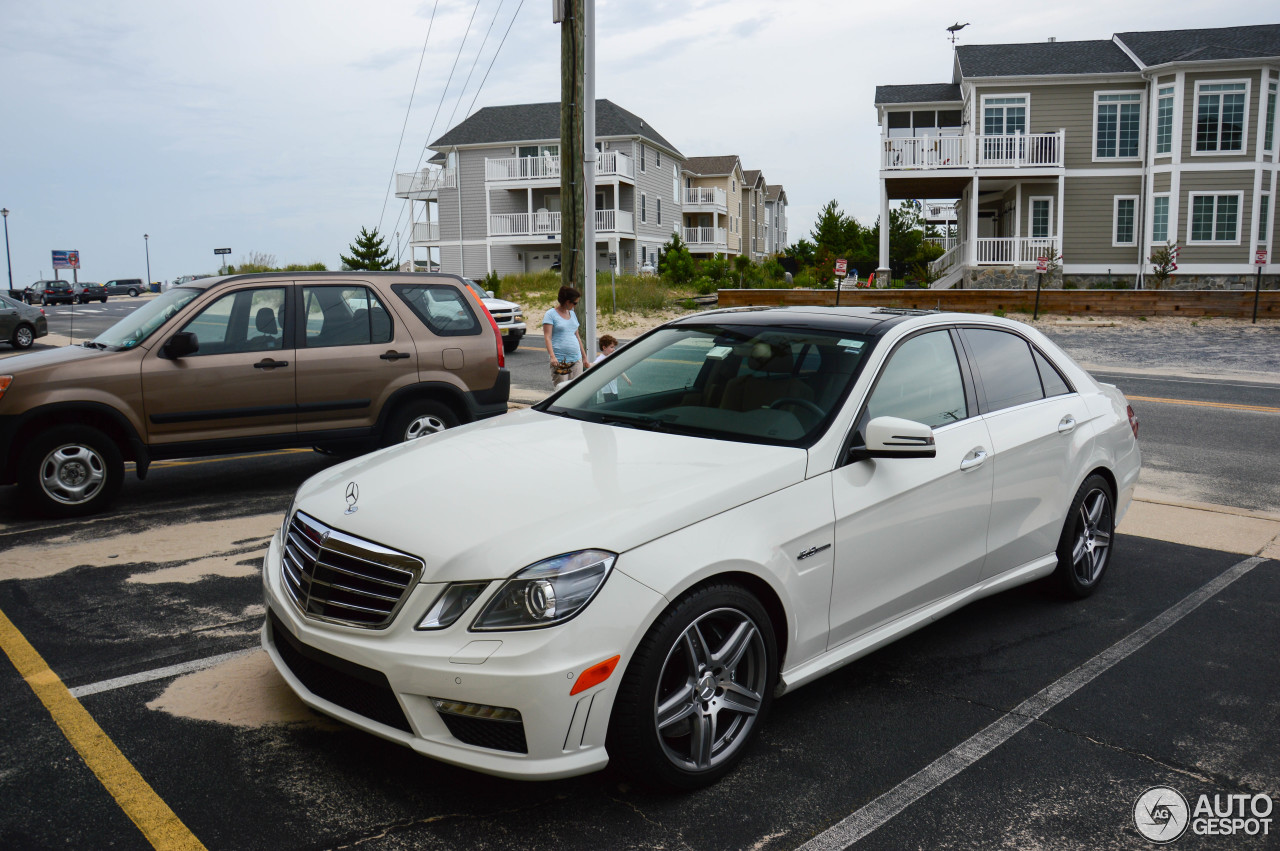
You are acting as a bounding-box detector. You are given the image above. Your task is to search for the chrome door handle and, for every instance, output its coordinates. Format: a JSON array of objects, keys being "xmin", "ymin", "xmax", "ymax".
[
  {"xmin": 1058, "ymin": 415, "xmax": 1077, "ymax": 434},
  {"xmin": 959, "ymin": 448, "xmax": 988, "ymax": 471}
]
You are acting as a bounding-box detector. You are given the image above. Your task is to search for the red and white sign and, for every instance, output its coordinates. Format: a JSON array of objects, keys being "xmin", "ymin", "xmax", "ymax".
[
  {"xmin": 1036, "ymin": 256, "xmax": 1049, "ymax": 273},
  {"xmin": 834, "ymin": 258, "xmax": 847, "ymax": 277},
  {"xmin": 1256, "ymin": 249, "xmax": 1269, "ymax": 265}
]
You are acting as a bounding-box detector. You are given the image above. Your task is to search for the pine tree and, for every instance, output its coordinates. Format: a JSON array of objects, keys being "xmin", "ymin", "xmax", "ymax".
[{"xmin": 340, "ymin": 227, "xmax": 396, "ymax": 271}]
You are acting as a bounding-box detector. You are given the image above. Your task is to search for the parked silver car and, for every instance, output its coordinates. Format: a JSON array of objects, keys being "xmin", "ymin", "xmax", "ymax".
[{"xmin": 0, "ymin": 295, "xmax": 49, "ymax": 349}]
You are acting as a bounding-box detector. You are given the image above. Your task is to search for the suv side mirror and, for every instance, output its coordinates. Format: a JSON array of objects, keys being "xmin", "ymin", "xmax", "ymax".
[
  {"xmin": 847, "ymin": 416, "xmax": 937, "ymax": 462},
  {"xmin": 163, "ymin": 331, "xmax": 199, "ymax": 359}
]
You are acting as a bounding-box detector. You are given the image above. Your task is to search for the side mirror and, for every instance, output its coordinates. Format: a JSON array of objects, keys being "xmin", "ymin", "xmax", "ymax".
[
  {"xmin": 162, "ymin": 331, "xmax": 199, "ymax": 359},
  {"xmin": 848, "ymin": 416, "xmax": 937, "ymax": 462},
  {"xmin": 484, "ymin": 290, "xmax": 495, "ymax": 299}
]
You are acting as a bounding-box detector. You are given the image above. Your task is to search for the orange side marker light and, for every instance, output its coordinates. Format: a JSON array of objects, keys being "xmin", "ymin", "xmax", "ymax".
[{"xmin": 570, "ymin": 655, "xmax": 621, "ymax": 696}]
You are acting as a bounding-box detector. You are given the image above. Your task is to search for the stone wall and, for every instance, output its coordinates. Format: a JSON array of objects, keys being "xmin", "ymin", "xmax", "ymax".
[
  {"xmin": 960, "ymin": 268, "xmax": 1277, "ymax": 291},
  {"xmin": 962, "ymin": 267, "xmax": 1063, "ymax": 290}
]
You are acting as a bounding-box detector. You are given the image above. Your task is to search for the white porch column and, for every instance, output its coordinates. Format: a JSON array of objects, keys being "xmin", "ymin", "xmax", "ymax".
[
  {"xmin": 876, "ymin": 180, "xmax": 890, "ymax": 285},
  {"xmin": 967, "ymin": 175, "xmax": 980, "ymax": 268},
  {"xmin": 1057, "ymin": 173, "xmax": 1065, "ymax": 264}
]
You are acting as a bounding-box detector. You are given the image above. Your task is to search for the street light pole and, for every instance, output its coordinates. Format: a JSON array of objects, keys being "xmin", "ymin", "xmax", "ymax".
[
  {"xmin": 1, "ymin": 209, "xmax": 12, "ymax": 297},
  {"xmin": 144, "ymin": 234, "xmax": 152, "ymax": 291}
]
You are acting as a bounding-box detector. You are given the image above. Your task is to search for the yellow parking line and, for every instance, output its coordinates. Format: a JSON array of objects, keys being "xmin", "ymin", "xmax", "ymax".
[
  {"xmin": 1127, "ymin": 394, "xmax": 1280, "ymax": 414},
  {"xmin": 0, "ymin": 608, "xmax": 206, "ymax": 850}
]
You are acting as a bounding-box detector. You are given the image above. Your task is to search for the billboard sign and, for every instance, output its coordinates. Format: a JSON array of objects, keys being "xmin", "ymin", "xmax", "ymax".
[{"xmin": 52, "ymin": 250, "xmax": 80, "ymax": 270}]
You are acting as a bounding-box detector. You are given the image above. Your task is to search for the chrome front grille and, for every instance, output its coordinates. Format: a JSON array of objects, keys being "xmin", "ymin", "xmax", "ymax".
[{"xmin": 282, "ymin": 511, "xmax": 423, "ymax": 629}]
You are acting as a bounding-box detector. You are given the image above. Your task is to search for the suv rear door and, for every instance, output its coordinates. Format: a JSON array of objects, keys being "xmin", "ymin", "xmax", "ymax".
[
  {"xmin": 140, "ymin": 284, "xmax": 295, "ymax": 444},
  {"xmin": 292, "ymin": 281, "xmax": 419, "ymax": 436}
]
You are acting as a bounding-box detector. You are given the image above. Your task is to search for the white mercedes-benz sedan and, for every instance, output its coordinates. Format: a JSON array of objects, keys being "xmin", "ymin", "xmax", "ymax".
[{"xmin": 262, "ymin": 306, "xmax": 1141, "ymax": 789}]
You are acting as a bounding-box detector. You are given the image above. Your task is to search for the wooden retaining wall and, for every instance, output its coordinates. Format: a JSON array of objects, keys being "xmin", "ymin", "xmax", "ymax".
[{"xmin": 715, "ymin": 289, "xmax": 1280, "ymax": 319}]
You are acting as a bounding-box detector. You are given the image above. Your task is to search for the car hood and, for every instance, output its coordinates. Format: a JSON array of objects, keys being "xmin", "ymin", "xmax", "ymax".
[
  {"xmin": 482, "ymin": 296, "xmax": 520, "ymax": 311},
  {"xmin": 0, "ymin": 342, "xmax": 110, "ymax": 371},
  {"xmin": 291, "ymin": 408, "xmax": 808, "ymax": 583}
]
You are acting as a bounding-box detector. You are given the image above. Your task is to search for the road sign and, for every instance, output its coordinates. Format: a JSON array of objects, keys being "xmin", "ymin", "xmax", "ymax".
[
  {"xmin": 51, "ymin": 250, "xmax": 80, "ymax": 270},
  {"xmin": 608, "ymin": 252, "xmax": 617, "ymax": 268},
  {"xmin": 1256, "ymin": 249, "xmax": 1268, "ymax": 265},
  {"xmin": 214, "ymin": 248, "xmax": 232, "ymax": 256},
  {"xmin": 834, "ymin": 258, "xmax": 847, "ymax": 276},
  {"xmin": 1036, "ymin": 256, "xmax": 1049, "ymax": 273}
]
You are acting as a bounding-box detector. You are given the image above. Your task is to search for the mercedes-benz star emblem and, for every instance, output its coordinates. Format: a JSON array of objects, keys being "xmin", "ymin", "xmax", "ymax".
[{"xmin": 344, "ymin": 482, "xmax": 359, "ymax": 514}]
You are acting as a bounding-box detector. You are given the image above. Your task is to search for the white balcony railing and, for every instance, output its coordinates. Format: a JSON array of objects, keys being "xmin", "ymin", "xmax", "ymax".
[
  {"xmin": 684, "ymin": 226, "xmax": 728, "ymax": 246},
  {"xmin": 881, "ymin": 132, "xmax": 1064, "ymax": 170},
  {"xmin": 411, "ymin": 222, "xmax": 441, "ymax": 243},
  {"xmin": 485, "ymin": 152, "xmax": 635, "ymax": 182},
  {"xmin": 395, "ymin": 168, "xmax": 456, "ymax": 196},
  {"xmin": 684, "ymin": 187, "xmax": 727, "ymax": 207},
  {"xmin": 929, "ymin": 242, "xmax": 963, "ymax": 277},
  {"xmin": 924, "ymin": 236, "xmax": 959, "ymax": 251},
  {"xmin": 489, "ymin": 209, "xmax": 636, "ymax": 237},
  {"xmin": 975, "ymin": 237, "xmax": 1060, "ymax": 265}
]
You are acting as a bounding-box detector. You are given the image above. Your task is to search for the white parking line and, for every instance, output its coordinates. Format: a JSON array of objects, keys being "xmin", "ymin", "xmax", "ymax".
[
  {"xmin": 69, "ymin": 647, "xmax": 259, "ymax": 698},
  {"xmin": 798, "ymin": 556, "xmax": 1267, "ymax": 851}
]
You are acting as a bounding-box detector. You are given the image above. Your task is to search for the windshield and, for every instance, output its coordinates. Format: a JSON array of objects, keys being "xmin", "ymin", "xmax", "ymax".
[
  {"xmin": 91, "ymin": 287, "xmax": 204, "ymax": 349},
  {"xmin": 541, "ymin": 323, "xmax": 876, "ymax": 447}
]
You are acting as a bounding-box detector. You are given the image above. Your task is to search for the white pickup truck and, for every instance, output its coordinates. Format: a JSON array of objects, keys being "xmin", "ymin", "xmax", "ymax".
[{"xmin": 466, "ymin": 280, "xmax": 526, "ymax": 353}]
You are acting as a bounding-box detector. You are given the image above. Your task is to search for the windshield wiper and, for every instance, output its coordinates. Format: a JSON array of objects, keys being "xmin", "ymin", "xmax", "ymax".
[
  {"xmin": 80, "ymin": 340, "xmax": 106, "ymax": 349},
  {"xmin": 596, "ymin": 413, "xmax": 667, "ymax": 431}
]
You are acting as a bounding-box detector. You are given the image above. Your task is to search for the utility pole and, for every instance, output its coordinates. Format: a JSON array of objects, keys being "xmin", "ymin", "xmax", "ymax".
[{"xmin": 556, "ymin": 0, "xmax": 597, "ymax": 359}]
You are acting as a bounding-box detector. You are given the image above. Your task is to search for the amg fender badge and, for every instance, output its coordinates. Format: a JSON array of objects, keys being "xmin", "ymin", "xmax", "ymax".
[{"xmin": 797, "ymin": 543, "xmax": 831, "ymax": 560}]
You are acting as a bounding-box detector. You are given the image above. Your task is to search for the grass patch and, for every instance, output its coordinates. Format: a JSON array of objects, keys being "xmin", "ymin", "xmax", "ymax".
[{"xmin": 496, "ymin": 271, "xmax": 696, "ymax": 318}]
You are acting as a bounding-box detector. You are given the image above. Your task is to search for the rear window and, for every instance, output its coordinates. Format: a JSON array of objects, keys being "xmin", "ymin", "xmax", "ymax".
[{"xmin": 392, "ymin": 284, "xmax": 481, "ymax": 336}]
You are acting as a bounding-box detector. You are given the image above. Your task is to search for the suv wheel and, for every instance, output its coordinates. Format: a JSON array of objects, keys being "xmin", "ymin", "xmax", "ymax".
[
  {"xmin": 382, "ymin": 400, "xmax": 458, "ymax": 447},
  {"xmin": 11, "ymin": 323, "xmax": 35, "ymax": 349},
  {"xmin": 128, "ymin": 287, "xmax": 140, "ymax": 297},
  {"xmin": 21, "ymin": 425, "xmax": 124, "ymax": 517}
]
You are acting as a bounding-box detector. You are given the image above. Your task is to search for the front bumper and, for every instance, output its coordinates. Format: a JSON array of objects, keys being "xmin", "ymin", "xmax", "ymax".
[{"xmin": 261, "ymin": 529, "xmax": 663, "ymax": 780}]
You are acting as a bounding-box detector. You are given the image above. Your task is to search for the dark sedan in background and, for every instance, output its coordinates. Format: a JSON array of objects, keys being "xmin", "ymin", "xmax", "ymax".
[
  {"xmin": 0, "ymin": 295, "xmax": 49, "ymax": 349},
  {"xmin": 72, "ymin": 282, "xmax": 108, "ymax": 303},
  {"xmin": 22, "ymin": 280, "xmax": 76, "ymax": 305}
]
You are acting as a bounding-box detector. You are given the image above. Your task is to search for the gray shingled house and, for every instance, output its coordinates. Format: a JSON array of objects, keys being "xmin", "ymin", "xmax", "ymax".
[
  {"xmin": 395, "ymin": 99, "xmax": 684, "ymax": 276},
  {"xmin": 874, "ymin": 24, "xmax": 1279, "ymax": 288}
]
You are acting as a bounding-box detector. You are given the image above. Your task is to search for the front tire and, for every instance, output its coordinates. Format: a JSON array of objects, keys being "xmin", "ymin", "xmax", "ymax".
[
  {"xmin": 1054, "ymin": 474, "xmax": 1115, "ymax": 598},
  {"xmin": 502, "ymin": 334, "xmax": 522, "ymax": 354},
  {"xmin": 381, "ymin": 399, "xmax": 459, "ymax": 447},
  {"xmin": 608, "ymin": 584, "xmax": 777, "ymax": 790},
  {"xmin": 20, "ymin": 425, "xmax": 124, "ymax": 517},
  {"xmin": 11, "ymin": 323, "xmax": 35, "ymax": 349}
]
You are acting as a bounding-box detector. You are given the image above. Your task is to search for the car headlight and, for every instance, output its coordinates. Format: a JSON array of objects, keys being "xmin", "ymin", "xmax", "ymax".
[
  {"xmin": 279, "ymin": 495, "xmax": 297, "ymax": 544},
  {"xmin": 472, "ymin": 549, "xmax": 617, "ymax": 631},
  {"xmin": 417, "ymin": 582, "xmax": 490, "ymax": 630}
]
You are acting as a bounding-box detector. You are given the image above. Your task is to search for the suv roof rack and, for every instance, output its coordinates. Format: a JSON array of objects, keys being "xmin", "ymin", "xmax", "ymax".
[{"xmin": 871, "ymin": 307, "xmax": 942, "ymax": 316}]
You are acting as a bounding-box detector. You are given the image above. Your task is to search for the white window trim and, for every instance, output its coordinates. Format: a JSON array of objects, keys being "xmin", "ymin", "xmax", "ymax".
[
  {"xmin": 1153, "ymin": 86, "xmax": 1175, "ymax": 157},
  {"xmin": 1028, "ymin": 196, "xmax": 1054, "ymax": 238},
  {"xmin": 640, "ymin": 144, "xmax": 646, "ymax": 173},
  {"xmin": 640, "ymin": 193, "xmax": 647, "ymax": 224},
  {"xmin": 1191, "ymin": 79, "xmax": 1251, "ymax": 157},
  {"xmin": 1259, "ymin": 193, "xmax": 1272, "ymax": 245},
  {"xmin": 1263, "ymin": 80, "xmax": 1277, "ymax": 153},
  {"xmin": 1186, "ymin": 191, "xmax": 1244, "ymax": 245},
  {"xmin": 1092, "ymin": 90, "xmax": 1146, "ymax": 163},
  {"xmin": 1113, "ymin": 195, "xmax": 1139, "ymax": 247},
  {"xmin": 979, "ymin": 93, "xmax": 1031, "ymax": 137},
  {"xmin": 1150, "ymin": 192, "xmax": 1171, "ymax": 245}
]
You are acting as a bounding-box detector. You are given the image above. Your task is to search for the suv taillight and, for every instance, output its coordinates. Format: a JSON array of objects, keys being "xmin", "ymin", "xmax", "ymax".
[
  {"xmin": 466, "ymin": 284, "xmax": 504, "ymax": 368},
  {"xmin": 1127, "ymin": 405, "xmax": 1139, "ymax": 438}
]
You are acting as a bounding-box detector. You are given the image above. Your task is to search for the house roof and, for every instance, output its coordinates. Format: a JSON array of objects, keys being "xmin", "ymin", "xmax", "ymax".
[
  {"xmin": 743, "ymin": 169, "xmax": 765, "ymax": 188},
  {"xmin": 683, "ymin": 155, "xmax": 742, "ymax": 177},
  {"xmin": 1116, "ymin": 24, "xmax": 1280, "ymax": 66},
  {"xmin": 956, "ymin": 40, "xmax": 1139, "ymax": 77},
  {"xmin": 765, "ymin": 185, "xmax": 786, "ymax": 203},
  {"xmin": 430, "ymin": 99, "xmax": 683, "ymax": 157},
  {"xmin": 874, "ymin": 83, "xmax": 962, "ymax": 105}
]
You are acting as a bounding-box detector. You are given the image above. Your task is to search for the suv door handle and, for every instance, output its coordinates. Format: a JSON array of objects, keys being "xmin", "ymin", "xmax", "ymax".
[
  {"xmin": 254, "ymin": 359, "xmax": 290, "ymax": 369},
  {"xmin": 1057, "ymin": 415, "xmax": 1077, "ymax": 434},
  {"xmin": 380, "ymin": 351, "xmax": 411, "ymax": 361},
  {"xmin": 959, "ymin": 448, "xmax": 988, "ymax": 471}
]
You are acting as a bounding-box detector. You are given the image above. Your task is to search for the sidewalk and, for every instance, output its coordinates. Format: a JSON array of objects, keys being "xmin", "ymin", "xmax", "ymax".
[{"xmin": 1118, "ymin": 489, "xmax": 1280, "ymax": 559}]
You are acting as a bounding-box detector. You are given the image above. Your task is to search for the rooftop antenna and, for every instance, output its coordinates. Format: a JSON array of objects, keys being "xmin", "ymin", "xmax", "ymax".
[{"xmin": 947, "ymin": 22, "xmax": 969, "ymax": 44}]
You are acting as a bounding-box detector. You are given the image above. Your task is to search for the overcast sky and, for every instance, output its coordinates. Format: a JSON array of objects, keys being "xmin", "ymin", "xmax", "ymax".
[{"xmin": 1, "ymin": 1, "xmax": 1274, "ymax": 283}]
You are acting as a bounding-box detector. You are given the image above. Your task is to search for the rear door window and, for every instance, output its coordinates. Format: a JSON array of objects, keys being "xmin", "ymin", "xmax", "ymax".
[
  {"xmin": 959, "ymin": 328, "xmax": 1046, "ymax": 412},
  {"xmin": 301, "ymin": 285, "xmax": 393, "ymax": 348},
  {"xmin": 1033, "ymin": 348, "xmax": 1073, "ymax": 397}
]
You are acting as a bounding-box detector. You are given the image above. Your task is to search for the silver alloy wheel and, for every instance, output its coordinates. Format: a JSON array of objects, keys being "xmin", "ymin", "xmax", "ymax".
[
  {"xmin": 404, "ymin": 413, "xmax": 449, "ymax": 441},
  {"xmin": 39, "ymin": 442, "xmax": 108, "ymax": 505},
  {"xmin": 15, "ymin": 326, "xmax": 33, "ymax": 348},
  {"xmin": 1071, "ymin": 487, "xmax": 1113, "ymax": 586},
  {"xmin": 653, "ymin": 606, "xmax": 768, "ymax": 772}
]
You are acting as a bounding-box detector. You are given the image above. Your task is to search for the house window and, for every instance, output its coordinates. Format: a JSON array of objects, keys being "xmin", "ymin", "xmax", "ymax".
[
  {"xmin": 657, "ymin": 199, "xmax": 662, "ymax": 225},
  {"xmin": 1260, "ymin": 194, "xmax": 1271, "ymax": 244},
  {"xmin": 640, "ymin": 145, "xmax": 646, "ymax": 172},
  {"xmin": 1195, "ymin": 82, "xmax": 1248, "ymax": 153},
  {"xmin": 732, "ymin": 179, "xmax": 736, "ymax": 192},
  {"xmin": 641, "ymin": 246, "xmax": 647, "ymax": 263},
  {"xmin": 1188, "ymin": 193, "xmax": 1241, "ymax": 243},
  {"xmin": 1030, "ymin": 198, "xmax": 1052, "ymax": 238},
  {"xmin": 673, "ymin": 166, "xmax": 678, "ymax": 202},
  {"xmin": 1114, "ymin": 197, "xmax": 1138, "ymax": 246},
  {"xmin": 1095, "ymin": 92, "xmax": 1142, "ymax": 159},
  {"xmin": 1266, "ymin": 82, "xmax": 1277, "ymax": 152},
  {"xmin": 982, "ymin": 96, "xmax": 1027, "ymax": 136},
  {"xmin": 1152, "ymin": 195, "xmax": 1170, "ymax": 244},
  {"xmin": 641, "ymin": 193, "xmax": 647, "ymax": 223},
  {"xmin": 1155, "ymin": 86, "xmax": 1174, "ymax": 155},
  {"xmin": 656, "ymin": 150, "xmax": 661, "ymax": 167}
]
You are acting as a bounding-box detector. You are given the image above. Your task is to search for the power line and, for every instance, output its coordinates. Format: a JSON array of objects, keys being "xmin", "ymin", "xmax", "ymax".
[{"xmin": 377, "ymin": 0, "xmax": 443, "ymax": 236}]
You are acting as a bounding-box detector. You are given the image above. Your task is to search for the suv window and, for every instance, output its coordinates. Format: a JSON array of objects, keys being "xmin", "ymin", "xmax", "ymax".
[
  {"xmin": 959, "ymin": 328, "xmax": 1045, "ymax": 412},
  {"xmin": 301, "ymin": 285, "xmax": 392, "ymax": 348},
  {"xmin": 866, "ymin": 330, "xmax": 968, "ymax": 427},
  {"xmin": 393, "ymin": 284, "xmax": 480, "ymax": 336},
  {"xmin": 180, "ymin": 287, "xmax": 287, "ymax": 355}
]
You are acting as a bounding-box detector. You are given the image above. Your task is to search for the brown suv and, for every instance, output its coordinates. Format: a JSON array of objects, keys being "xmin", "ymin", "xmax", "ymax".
[{"xmin": 0, "ymin": 272, "xmax": 509, "ymax": 516}]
